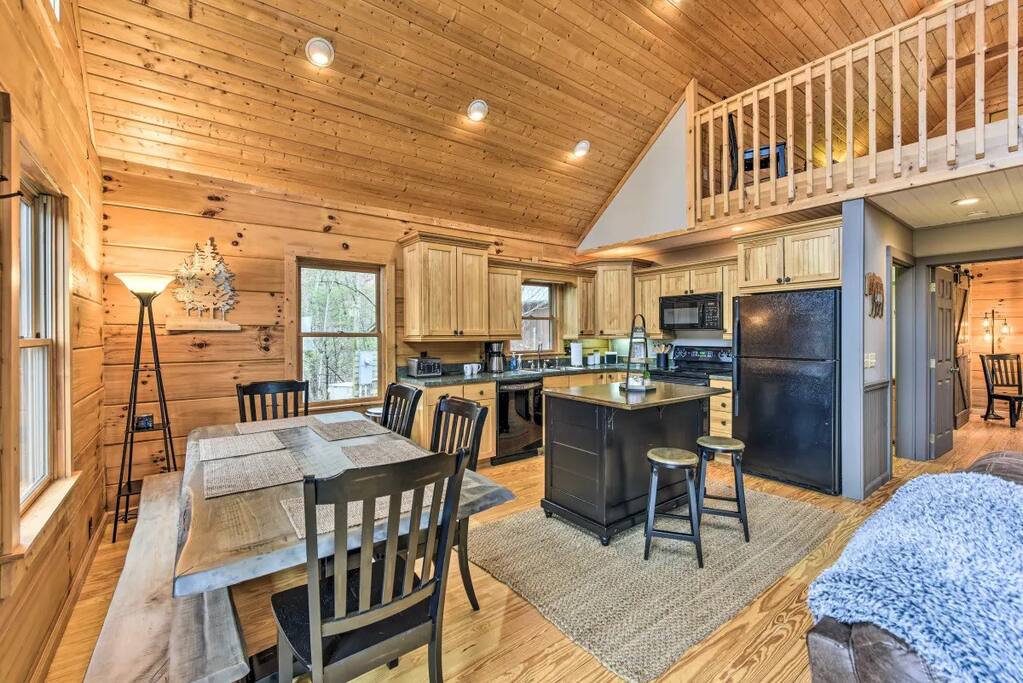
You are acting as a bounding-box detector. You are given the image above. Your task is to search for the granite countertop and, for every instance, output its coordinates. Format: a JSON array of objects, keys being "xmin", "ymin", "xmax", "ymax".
[
  {"xmin": 543, "ymin": 381, "xmax": 728, "ymax": 411},
  {"xmin": 398, "ymin": 363, "xmax": 629, "ymax": 387}
]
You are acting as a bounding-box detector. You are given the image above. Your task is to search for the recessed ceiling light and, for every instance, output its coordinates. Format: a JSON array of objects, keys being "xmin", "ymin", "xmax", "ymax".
[
  {"xmin": 731, "ymin": 226, "xmax": 744, "ymax": 232},
  {"xmin": 573, "ymin": 140, "xmax": 591, "ymax": 158},
  {"xmin": 967, "ymin": 210, "xmax": 989, "ymax": 218},
  {"xmin": 466, "ymin": 99, "xmax": 488, "ymax": 121},
  {"xmin": 953, "ymin": 197, "xmax": 980, "ymax": 206},
  {"xmin": 305, "ymin": 37, "xmax": 335, "ymax": 67}
]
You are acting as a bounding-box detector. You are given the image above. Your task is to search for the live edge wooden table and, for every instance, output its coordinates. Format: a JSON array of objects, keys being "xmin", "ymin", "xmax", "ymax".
[
  {"xmin": 174, "ymin": 411, "xmax": 514, "ymax": 597},
  {"xmin": 541, "ymin": 382, "xmax": 727, "ymax": 546}
]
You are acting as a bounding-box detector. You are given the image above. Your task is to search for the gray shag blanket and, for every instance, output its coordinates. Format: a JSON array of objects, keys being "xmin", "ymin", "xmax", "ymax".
[{"xmin": 809, "ymin": 473, "xmax": 1023, "ymax": 682}]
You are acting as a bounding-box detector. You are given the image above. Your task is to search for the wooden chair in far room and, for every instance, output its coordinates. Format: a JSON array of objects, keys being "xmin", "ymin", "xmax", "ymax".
[
  {"xmin": 727, "ymin": 113, "xmax": 787, "ymax": 192},
  {"xmin": 272, "ymin": 448, "xmax": 470, "ymax": 683},
  {"xmin": 430, "ymin": 396, "xmax": 488, "ymax": 611},
  {"xmin": 380, "ymin": 383, "xmax": 424, "ymax": 438},
  {"xmin": 981, "ymin": 354, "xmax": 1023, "ymax": 427},
  {"xmin": 236, "ymin": 379, "xmax": 310, "ymax": 422}
]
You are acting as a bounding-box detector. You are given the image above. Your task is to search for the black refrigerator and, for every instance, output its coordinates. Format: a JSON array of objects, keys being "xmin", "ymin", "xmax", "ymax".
[{"xmin": 733, "ymin": 288, "xmax": 841, "ymax": 495}]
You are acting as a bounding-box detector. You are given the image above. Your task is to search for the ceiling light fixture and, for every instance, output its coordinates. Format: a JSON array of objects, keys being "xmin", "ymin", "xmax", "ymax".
[
  {"xmin": 967, "ymin": 210, "xmax": 989, "ymax": 218},
  {"xmin": 466, "ymin": 99, "xmax": 489, "ymax": 121},
  {"xmin": 573, "ymin": 140, "xmax": 591, "ymax": 158},
  {"xmin": 731, "ymin": 226, "xmax": 744, "ymax": 232},
  {"xmin": 305, "ymin": 37, "xmax": 335, "ymax": 67},
  {"xmin": 953, "ymin": 197, "xmax": 980, "ymax": 206}
]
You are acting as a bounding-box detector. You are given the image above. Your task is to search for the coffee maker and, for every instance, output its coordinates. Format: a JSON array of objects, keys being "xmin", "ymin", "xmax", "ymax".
[{"xmin": 484, "ymin": 341, "xmax": 506, "ymax": 374}]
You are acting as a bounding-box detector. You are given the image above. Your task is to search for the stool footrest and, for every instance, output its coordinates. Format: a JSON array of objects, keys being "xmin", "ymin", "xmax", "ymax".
[
  {"xmin": 703, "ymin": 493, "xmax": 738, "ymax": 503},
  {"xmin": 648, "ymin": 528, "xmax": 698, "ymax": 543},
  {"xmin": 702, "ymin": 507, "xmax": 741, "ymax": 520}
]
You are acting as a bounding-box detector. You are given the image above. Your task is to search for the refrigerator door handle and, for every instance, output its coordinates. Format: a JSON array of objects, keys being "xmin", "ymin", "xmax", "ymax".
[{"xmin": 733, "ymin": 296, "xmax": 740, "ymax": 418}]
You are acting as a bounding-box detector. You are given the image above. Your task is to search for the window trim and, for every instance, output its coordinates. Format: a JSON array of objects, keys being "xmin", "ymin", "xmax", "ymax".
[
  {"xmin": 512, "ymin": 283, "xmax": 558, "ymax": 353},
  {"xmin": 284, "ymin": 250, "xmax": 395, "ymax": 410}
]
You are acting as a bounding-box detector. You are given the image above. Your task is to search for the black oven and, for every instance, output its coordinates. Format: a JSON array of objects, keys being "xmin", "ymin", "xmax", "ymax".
[{"xmin": 659, "ymin": 292, "xmax": 723, "ymax": 330}]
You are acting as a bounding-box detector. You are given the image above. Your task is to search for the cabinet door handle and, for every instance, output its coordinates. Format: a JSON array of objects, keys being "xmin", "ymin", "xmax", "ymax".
[
  {"xmin": 784, "ymin": 276, "xmax": 791, "ymax": 283},
  {"xmin": 776, "ymin": 277, "xmax": 783, "ymax": 284}
]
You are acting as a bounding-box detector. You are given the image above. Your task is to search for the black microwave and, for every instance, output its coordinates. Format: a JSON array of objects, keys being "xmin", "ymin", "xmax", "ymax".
[{"xmin": 659, "ymin": 293, "xmax": 723, "ymax": 330}]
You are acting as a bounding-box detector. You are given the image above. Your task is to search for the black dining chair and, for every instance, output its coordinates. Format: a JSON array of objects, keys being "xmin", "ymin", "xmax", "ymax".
[
  {"xmin": 981, "ymin": 354, "xmax": 1023, "ymax": 427},
  {"xmin": 236, "ymin": 379, "xmax": 309, "ymax": 422},
  {"xmin": 430, "ymin": 396, "xmax": 488, "ymax": 611},
  {"xmin": 272, "ymin": 448, "xmax": 469, "ymax": 683},
  {"xmin": 728, "ymin": 113, "xmax": 787, "ymax": 192},
  {"xmin": 379, "ymin": 383, "xmax": 424, "ymax": 438}
]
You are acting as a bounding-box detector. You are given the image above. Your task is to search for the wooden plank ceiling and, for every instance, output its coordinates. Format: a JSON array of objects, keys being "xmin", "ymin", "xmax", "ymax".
[{"xmin": 79, "ymin": 0, "xmax": 936, "ymax": 244}]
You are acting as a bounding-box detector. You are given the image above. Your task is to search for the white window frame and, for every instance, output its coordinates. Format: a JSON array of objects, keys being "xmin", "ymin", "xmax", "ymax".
[
  {"xmin": 296, "ymin": 259, "xmax": 384, "ymax": 407},
  {"xmin": 16, "ymin": 183, "xmax": 66, "ymax": 510},
  {"xmin": 511, "ymin": 283, "xmax": 557, "ymax": 353}
]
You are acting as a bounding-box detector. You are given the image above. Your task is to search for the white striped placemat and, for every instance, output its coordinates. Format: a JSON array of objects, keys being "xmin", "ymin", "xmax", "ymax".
[
  {"xmin": 203, "ymin": 450, "xmax": 303, "ymax": 499},
  {"xmin": 235, "ymin": 415, "xmax": 315, "ymax": 434},
  {"xmin": 198, "ymin": 431, "xmax": 285, "ymax": 462}
]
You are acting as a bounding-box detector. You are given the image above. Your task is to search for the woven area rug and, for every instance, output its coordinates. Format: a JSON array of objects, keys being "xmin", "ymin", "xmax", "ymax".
[{"xmin": 468, "ymin": 488, "xmax": 842, "ymax": 682}]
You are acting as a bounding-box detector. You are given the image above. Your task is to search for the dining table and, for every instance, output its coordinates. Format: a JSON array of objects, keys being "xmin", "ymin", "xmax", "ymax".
[{"xmin": 173, "ymin": 410, "xmax": 515, "ymax": 598}]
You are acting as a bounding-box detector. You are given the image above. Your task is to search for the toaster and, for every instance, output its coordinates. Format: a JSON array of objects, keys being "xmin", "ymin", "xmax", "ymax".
[
  {"xmin": 407, "ymin": 354, "xmax": 443, "ymax": 378},
  {"xmin": 603, "ymin": 352, "xmax": 619, "ymax": 365}
]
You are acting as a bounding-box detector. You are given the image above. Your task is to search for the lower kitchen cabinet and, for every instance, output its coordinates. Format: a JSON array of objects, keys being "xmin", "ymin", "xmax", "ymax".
[
  {"xmin": 412, "ymin": 383, "xmax": 497, "ymax": 459},
  {"xmin": 709, "ymin": 378, "xmax": 733, "ymax": 437}
]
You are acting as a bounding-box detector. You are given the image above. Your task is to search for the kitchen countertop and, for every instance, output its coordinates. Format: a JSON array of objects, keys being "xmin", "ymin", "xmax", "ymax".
[
  {"xmin": 398, "ymin": 364, "xmax": 629, "ymax": 388},
  {"xmin": 543, "ymin": 381, "xmax": 727, "ymax": 410}
]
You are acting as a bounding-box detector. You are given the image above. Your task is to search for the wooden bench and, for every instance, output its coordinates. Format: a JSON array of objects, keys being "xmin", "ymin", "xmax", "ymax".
[{"xmin": 85, "ymin": 471, "xmax": 249, "ymax": 682}]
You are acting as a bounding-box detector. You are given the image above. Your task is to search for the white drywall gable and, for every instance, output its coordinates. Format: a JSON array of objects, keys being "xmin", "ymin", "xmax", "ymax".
[{"xmin": 579, "ymin": 102, "xmax": 688, "ymax": 250}]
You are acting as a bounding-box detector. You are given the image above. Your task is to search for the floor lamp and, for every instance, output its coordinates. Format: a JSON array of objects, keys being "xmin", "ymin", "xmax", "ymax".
[{"xmin": 112, "ymin": 272, "xmax": 177, "ymax": 542}]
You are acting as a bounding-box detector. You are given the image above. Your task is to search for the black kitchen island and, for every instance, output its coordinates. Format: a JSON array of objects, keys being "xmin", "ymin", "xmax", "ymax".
[{"xmin": 541, "ymin": 381, "xmax": 727, "ymax": 545}]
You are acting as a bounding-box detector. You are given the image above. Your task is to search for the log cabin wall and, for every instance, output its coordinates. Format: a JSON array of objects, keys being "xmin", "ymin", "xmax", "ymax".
[
  {"xmin": 968, "ymin": 258, "xmax": 1023, "ymax": 412},
  {"xmin": 99, "ymin": 162, "xmax": 575, "ymax": 506},
  {"xmin": 0, "ymin": 1, "xmax": 105, "ymax": 681}
]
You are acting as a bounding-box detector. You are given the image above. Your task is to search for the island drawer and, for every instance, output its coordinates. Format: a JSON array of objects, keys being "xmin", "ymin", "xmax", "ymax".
[
  {"xmin": 464, "ymin": 382, "xmax": 497, "ymax": 401},
  {"xmin": 709, "ymin": 393, "xmax": 732, "ymax": 414}
]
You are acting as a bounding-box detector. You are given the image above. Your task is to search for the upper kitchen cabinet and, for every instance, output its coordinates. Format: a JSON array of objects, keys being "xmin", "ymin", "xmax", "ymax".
[
  {"xmin": 588, "ymin": 260, "xmax": 648, "ymax": 337},
  {"xmin": 488, "ymin": 267, "xmax": 522, "ymax": 339},
  {"xmin": 633, "ymin": 272, "xmax": 663, "ymax": 337},
  {"xmin": 563, "ymin": 274, "xmax": 596, "ymax": 339},
  {"xmin": 662, "ymin": 265, "xmax": 722, "ymax": 295},
  {"xmin": 400, "ymin": 232, "xmax": 491, "ymax": 340},
  {"xmin": 735, "ymin": 218, "xmax": 841, "ymax": 293}
]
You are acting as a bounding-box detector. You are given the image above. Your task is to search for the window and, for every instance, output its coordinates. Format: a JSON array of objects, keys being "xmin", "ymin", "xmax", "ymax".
[
  {"xmin": 297, "ymin": 263, "xmax": 381, "ymax": 404},
  {"xmin": 511, "ymin": 284, "xmax": 555, "ymax": 352},
  {"xmin": 19, "ymin": 190, "xmax": 56, "ymax": 505}
]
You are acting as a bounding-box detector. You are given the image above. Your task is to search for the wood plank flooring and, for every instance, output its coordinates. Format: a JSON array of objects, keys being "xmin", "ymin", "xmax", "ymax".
[{"xmin": 45, "ymin": 418, "xmax": 1021, "ymax": 682}]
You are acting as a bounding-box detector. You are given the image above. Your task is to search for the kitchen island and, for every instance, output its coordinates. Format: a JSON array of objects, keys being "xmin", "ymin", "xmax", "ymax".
[{"xmin": 541, "ymin": 381, "xmax": 727, "ymax": 545}]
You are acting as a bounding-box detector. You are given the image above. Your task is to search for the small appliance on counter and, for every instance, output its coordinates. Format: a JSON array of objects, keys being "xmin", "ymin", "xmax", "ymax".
[
  {"xmin": 569, "ymin": 341, "xmax": 584, "ymax": 368},
  {"xmin": 587, "ymin": 351, "xmax": 601, "ymax": 366},
  {"xmin": 484, "ymin": 341, "xmax": 506, "ymax": 374},
  {"xmin": 407, "ymin": 352, "xmax": 442, "ymax": 378},
  {"xmin": 603, "ymin": 351, "xmax": 619, "ymax": 365}
]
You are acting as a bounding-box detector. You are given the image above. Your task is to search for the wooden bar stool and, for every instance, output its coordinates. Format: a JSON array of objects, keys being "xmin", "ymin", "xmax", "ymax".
[
  {"xmin": 643, "ymin": 448, "xmax": 703, "ymax": 568},
  {"xmin": 695, "ymin": 436, "xmax": 750, "ymax": 542}
]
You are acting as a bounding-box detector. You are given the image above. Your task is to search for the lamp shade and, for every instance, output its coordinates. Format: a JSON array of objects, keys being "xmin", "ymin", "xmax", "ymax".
[{"xmin": 114, "ymin": 272, "xmax": 174, "ymax": 295}]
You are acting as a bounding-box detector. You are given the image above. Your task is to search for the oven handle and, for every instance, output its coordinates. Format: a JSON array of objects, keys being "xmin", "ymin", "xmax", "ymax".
[{"xmin": 498, "ymin": 381, "xmax": 543, "ymax": 393}]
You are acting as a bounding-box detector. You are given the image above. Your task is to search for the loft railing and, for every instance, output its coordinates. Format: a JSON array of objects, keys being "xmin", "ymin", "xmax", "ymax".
[{"xmin": 686, "ymin": 0, "xmax": 1022, "ymax": 228}]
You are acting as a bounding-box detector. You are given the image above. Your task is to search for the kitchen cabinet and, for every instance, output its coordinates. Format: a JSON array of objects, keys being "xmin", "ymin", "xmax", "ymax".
[
  {"xmin": 591, "ymin": 260, "xmax": 645, "ymax": 337},
  {"xmin": 709, "ymin": 378, "xmax": 733, "ymax": 437},
  {"xmin": 412, "ymin": 382, "xmax": 497, "ymax": 458},
  {"xmin": 633, "ymin": 273, "xmax": 663, "ymax": 337},
  {"xmin": 563, "ymin": 274, "xmax": 596, "ymax": 339},
  {"xmin": 568, "ymin": 371, "xmax": 625, "ymax": 387},
  {"xmin": 488, "ymin": 268, "xmax": 522, "ymax": 338},
  {"xmin": 660, "ymin": 265, "xmax": 722, "ymax": 296},
  {"xmin": 400, "ymin": 233, "xmax": 491, "ymax": 340},
  {"xmin": 736, "ymin": 219, "xmax": 842, "ymax": 293}
]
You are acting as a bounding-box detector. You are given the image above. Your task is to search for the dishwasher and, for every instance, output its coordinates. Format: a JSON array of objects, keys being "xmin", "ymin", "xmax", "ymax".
[{"xmin": 493, "ymin": 380, "xmax": 543, "ymax": 465}]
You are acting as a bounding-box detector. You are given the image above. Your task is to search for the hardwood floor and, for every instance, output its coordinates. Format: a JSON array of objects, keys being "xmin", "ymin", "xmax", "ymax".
[{"xmin": 46, "ymin": 417, "xmax": 1021, "ymax": 682}]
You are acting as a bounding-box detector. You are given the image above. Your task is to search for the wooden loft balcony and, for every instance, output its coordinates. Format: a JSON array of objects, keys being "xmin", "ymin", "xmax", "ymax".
[{"xmin": 686, "ymin": 0, "xmax": 1023, "ymax": 232}]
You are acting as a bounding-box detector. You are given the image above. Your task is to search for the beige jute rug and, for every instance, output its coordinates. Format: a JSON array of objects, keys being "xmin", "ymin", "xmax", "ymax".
[{"xmin": 468, "ymin": 488, "xmax": 842, "ymax": 682}]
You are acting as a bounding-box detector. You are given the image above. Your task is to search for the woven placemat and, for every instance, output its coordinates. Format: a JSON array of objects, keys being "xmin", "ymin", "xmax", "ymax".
[
  {"xmin": 309, "ymin": 417, "xmax": 390, "ymax": 441},
  {"xmin": 203, "ymin": 450, "xmax": 303, "ymax": 499},
  {"xmin": 235, "ymin": 416, "xmax": 315, "ymax": 434},
  {"xmin": 280, "ymin": 485, "xmax": 438, "ymax": 539},
  {"xmin": 198, "ymin": 432, "xmax": 285, "ymax": 462},
  {"xmin": 340, "ymin": 440, "xmax": 429, "ymax": 468}
]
